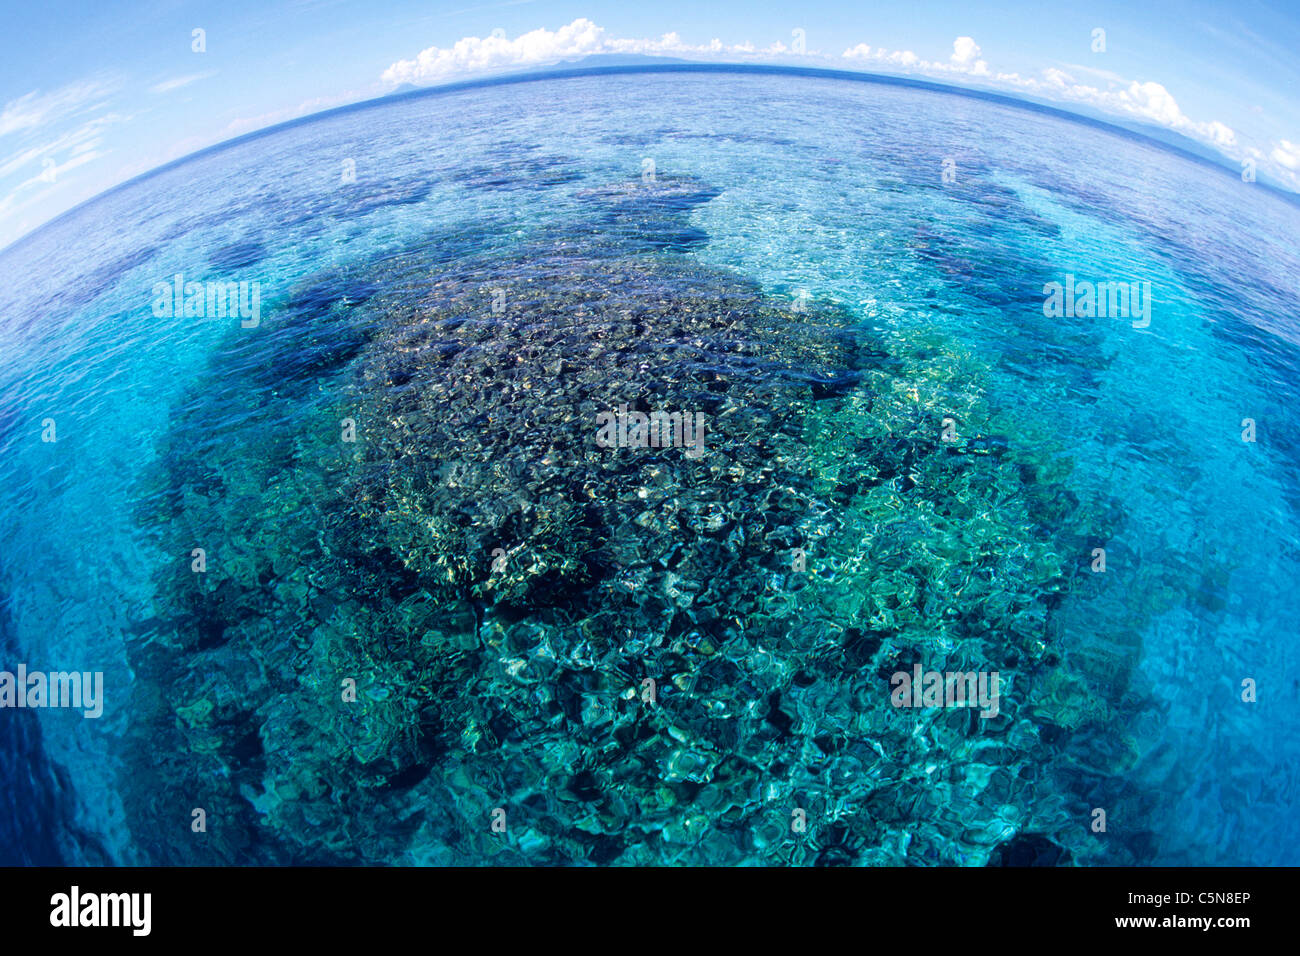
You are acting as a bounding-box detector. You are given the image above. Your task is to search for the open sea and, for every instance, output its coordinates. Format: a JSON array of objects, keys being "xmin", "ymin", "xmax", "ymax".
[{"xmin": 0, "ymin": 67, "xmax": 1297, "ymax": 865}]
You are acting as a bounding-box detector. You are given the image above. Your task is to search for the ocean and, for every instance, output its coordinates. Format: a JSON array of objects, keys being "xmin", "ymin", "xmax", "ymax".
[{"xmin": 0, "ymin": 68, "xmax": 1296, "ymax": 865}]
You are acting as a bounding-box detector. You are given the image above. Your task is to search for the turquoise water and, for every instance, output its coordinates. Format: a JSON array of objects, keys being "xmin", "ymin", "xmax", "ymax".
[{"xmin": 0, "ymin": 69, "xmax": 1297, "ymax": 865}]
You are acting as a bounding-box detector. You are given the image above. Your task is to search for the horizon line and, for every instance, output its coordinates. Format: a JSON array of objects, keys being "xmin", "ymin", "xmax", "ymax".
[{"xmin": 2, "ymin": 60, "xmax": 1294, "ymax": 258}]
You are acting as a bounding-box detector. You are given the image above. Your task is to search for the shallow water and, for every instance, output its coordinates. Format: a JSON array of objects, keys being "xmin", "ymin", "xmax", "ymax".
[{"xmin": 0, "ymin": 70, "xmax": 1297, "ymax": 865}]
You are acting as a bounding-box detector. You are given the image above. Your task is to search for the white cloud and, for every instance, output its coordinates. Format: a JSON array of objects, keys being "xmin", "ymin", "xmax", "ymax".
[
  {"xmin": 0, "ymin": 79, "xmax": 117, "ymax": 137},
  {"xmin": 1042, "ymin": 67, "xmax": 1073, "ymax": 89},
  {"xmin": 838, "ymin": 39, "xmax": 1240, "ymax": 152},
  {"xmin": 1123, "ymin": 80, "xmax": 1184, "ymax": 127},
  {"xmin": 0, "ymin": 112, "xmax": 122, "ymax": 179},
  {"xmin": 149, "ymin": 72, "xmax": 215, "ymax": 94},
  {"xmin": 1201, "ymin": 120, "xmax": 1237, "ymax": 148},
  {"xmin": 1043, "ymin": 77, "xmax": 1238, "ymax": 147},
  {"xmin": 382, "ymin": 18, "xmax": 804, "ymax": 85},
  {"xmin": 1270, "ymin": 140, "xmax": 1300, "ymax": 170},
  {"xmin": 951, "ymin": 37, "xmax": 981, "ymax": 66},
  {"xmin": 0, "ymin": 149, "xmax": 105, "ymax": 218},
  {"xmin": 842, "ymin": 37, "xmax": 987, "ymax": 76},
  {"xmin": 844, "ymin": 43, "xmax": 922, "ymax": 67},
  {"xmin": 383, "ymin": 18, "xmax": 606, "ymax": 83},
  {"xmin": 1059, "ymin": 62, "xmax": 1126, "ymax": 84},
  {"xmin": 0, "ymin": 78, "xmax": 126, "ymax": 235}
]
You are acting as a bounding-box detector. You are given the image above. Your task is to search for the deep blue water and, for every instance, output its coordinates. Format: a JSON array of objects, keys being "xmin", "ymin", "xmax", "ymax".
[{"xmin": 0, "ymin": 68, "xmax": 1297, "ymax": 866}]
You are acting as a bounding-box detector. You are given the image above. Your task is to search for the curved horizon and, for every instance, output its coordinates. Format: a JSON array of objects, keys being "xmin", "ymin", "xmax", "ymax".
[{"xmin": 3, "ymin": 60, "xmax": 1294, "ymax": 260}]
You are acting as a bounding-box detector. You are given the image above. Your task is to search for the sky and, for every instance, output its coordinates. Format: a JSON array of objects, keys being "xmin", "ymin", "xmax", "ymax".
[{"xmin": 1, "ymin": 0, "xmax": 1299, "ymax": 250}]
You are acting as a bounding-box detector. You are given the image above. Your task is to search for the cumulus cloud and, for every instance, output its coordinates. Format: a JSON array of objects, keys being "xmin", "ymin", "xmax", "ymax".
[
  {"xmin": 1123, "ymin": 80, "xmax": 1183, "ymax": 127},
  {"xmin": 386, "ymin": 19, "xmax": 602, "ymax": 83},
  {"xmin": 951, "ymin": 37, "xmax": 981, "ymax": 67},
  {"xmin": 843, "ymin": 43, "xmax": 921, "ymax": 67},
  {"xmin": 382, "ymin": 18, "xmax": 802, "ymax": 85},
  {"xmin": 1042, "ymin": 66, "xmax": 1074, "ymax": 89},
  {"xmin": 383, "ymin": 18, "xmax": 602, "ymax": 83},
  {"xmin": 1044, "ymin": 77, "xmax": 1237, "ymax": 147},
  {"xmin": 1270, "ymin": 139, "xmax": 1300, "ymax": 169},
  {"xmin": 840, "ymin": 38, "xmax": 1241, "ymax": 152},
  {"xmin": 842, "ymin": 37, "xmax": 988, "ymax": 76}
]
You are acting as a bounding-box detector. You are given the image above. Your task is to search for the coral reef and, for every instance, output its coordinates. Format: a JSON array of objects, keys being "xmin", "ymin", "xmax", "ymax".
[{"xmin": 125, "ymin": 174, "xmax": 1148, "ymax": 865}]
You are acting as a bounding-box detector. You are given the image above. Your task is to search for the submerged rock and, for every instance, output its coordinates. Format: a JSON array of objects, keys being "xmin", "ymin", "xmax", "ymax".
[{"xmin": 124, "ymin": 174, "xmax": 1140, "ymax": 866}]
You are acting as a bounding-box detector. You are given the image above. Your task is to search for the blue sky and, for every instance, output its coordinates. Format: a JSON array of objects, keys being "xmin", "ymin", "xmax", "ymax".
[{"xmin": 2, "ymin": 0, "xmax": 1298, "ymax": 249}]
